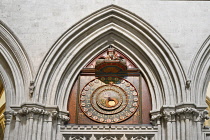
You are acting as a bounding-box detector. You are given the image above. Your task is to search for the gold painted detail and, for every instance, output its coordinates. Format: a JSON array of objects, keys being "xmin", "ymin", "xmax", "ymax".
[{"xmin": 80, "ymin": 76, "xmax": 139, "ymax": 124}]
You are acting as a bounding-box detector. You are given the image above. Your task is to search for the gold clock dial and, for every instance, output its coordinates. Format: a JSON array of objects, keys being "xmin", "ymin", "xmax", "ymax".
[{"xmin": 80, "ymin": 76, "xmax": 139, "ymax": 123}]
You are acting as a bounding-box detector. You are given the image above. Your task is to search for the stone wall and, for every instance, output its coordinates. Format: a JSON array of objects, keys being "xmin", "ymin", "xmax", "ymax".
[{"xmin": 0, "ymin": 0, "xmax": 210, "ymax": 73}]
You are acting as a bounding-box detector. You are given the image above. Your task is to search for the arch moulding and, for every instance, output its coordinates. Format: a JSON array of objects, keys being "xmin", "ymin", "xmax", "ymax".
[
  {"xmin": 0, "ymin": 21, "xmax": 33, "ymax": 108},
  {"xmin": 33, "ymin": 5, "xmax": 186, "ymax": 112},
  {"xmin": 188, "ymin": 35, "xmax": 210, "ymax": 106},
  {"xmin": 0, "ymin": 21, "xmax": 33, "ymax": 140}
]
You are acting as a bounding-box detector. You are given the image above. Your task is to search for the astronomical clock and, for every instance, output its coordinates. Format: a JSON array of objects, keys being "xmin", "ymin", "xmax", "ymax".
[{"xmin": 68, "ymin": 46, "xmax": 152, "ymax": 125}]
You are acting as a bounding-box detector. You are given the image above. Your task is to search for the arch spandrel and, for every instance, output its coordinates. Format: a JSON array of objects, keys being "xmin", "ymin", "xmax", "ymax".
[{"xmin": 34, "ymin": 5, "xmax": 186, "ymax": 111}]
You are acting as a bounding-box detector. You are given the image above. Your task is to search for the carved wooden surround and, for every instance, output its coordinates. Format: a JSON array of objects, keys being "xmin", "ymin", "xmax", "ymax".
[
  {"xmin": 65, "ymin": 48, "xmax": 155, "ymax": 139},
  {"xmin": 68, "ymin": 48, "xmax": 152, "ymax": 125}
]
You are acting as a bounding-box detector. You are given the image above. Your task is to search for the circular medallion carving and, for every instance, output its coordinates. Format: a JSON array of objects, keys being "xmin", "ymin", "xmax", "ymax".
[{"xmin": 80, "ymin": 76, "xmax": 139, "ymax": 123}]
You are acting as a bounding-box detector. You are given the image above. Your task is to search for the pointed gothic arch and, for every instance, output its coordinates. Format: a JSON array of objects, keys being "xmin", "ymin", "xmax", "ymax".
[
  {"xmin": 188, "ymin": 35, "xmax": 210, "ymax": 106},
  {"xmin": 34, "ymin": 5, "xmax": 186, "ymax": 112},
  {"xmin": 0, "ymin": 21, "xmax": 33, "ymax": 108}
]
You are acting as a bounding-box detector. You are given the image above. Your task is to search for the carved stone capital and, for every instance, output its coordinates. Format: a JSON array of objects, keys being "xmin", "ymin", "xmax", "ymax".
[
  {"xmin": 10, "ymin": 104, "xmax": 70, "ymax": 123},
  {"xmin": 4, "ymin": 111, "xmax": 12, "ymax": 125},
  {"xmin": 51, "ymin": 111, "xmax": 58, "ymax": 119},
  {"xmin": 31, "ymin": 107, "xmax": 44, "ymax": 114},
  {"xmin": 11, "ymin": 110, "xmax": 18, "ymax": 116},
  {"xmin": 196, "ymin": 110, "xmax": 209, "ymax": 122},
  {"xmin": 176, "ymin": 107, "xmax": 200, "ymax": 120},
  {"xmin": 150, "ymin": 105, "xmax": 209, "ymax": 126},
  {"xmin": 151, "ymin": 114, "xmax": 162, "ymax": 121},
  {"xmin": 58, "ymin": 114, "xmax": 70, "ymax": 122},
  {"xmin": 18, "ymin": 107, "xmax": 29, "ymax": 115},
  {"xmin": 163, "ymin": 110, "xmax": 176, "ymax": 122},
  {"xmin": 151, "ymin": 111, "xmax": 162, "ymax": 125}
]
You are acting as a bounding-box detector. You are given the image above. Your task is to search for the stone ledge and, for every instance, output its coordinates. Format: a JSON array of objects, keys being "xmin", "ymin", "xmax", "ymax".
[{"xmin": 60, "ymin": 124, "xmax": 158, "ymax": 132}]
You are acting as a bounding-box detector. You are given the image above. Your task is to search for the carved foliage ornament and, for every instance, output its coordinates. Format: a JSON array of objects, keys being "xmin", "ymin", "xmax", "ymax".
[
  {"xmin": 8, "ymin": 107, "xmax": 70, "ymax": 122},
  {"xmin": 95, "ymin": 47, "xmax": 127, "ymax": 74},
  {"xmin": 151, "ymin": 107, "xmax": 209, "ymax": 124}
]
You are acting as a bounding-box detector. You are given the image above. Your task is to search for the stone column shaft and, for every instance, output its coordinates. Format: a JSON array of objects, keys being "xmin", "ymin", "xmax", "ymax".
[
  {"xmin": 32, "ymin": 114, "xmax": 39, "ymax": 140},
  {"xmin": 14, "ymin": 114, "xmax": 21, "ymax": 140},
  {"xmin": 3, "ymin": 111, "xmax": 12, "ymax": 140},
  {"xmin": 151, "ymin": 106, "xmax": 208, "ymax": 140}
]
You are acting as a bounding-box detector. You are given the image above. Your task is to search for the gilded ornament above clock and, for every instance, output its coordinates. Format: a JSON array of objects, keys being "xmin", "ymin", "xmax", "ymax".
[{"xmin": 95, "ymin": 47, "xmax": 127, "ymax": 74}]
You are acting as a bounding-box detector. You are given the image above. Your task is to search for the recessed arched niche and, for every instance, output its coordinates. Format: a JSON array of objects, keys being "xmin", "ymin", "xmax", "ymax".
[{"xmin": 68, "ymin": 46, "xmax": 152, "ymax": 125}]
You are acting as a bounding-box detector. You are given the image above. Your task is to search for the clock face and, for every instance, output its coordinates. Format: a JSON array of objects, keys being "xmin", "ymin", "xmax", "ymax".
[{"xmin": 79, "ymin": 76, "xmax": 139, "ymax": 123}]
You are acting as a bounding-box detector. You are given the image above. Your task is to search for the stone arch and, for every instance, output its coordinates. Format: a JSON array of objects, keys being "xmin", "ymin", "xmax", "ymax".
[
  {"xmin": 34, "ymin": 5, "xmax": 186, "ymax": 111},
  {"xmin": 188, "ymin": 35, "xmax": 210, "ymax": 106},
  {"xmin": 0, "ymin": 21, "xmax": 33, "ymax": 108}
]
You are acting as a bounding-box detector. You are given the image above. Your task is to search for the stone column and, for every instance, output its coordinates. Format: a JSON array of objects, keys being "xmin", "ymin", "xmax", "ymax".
[
  {"xmin": 3, "ymin": 111, "xmax": 12, "ymax": 140},
  {"xmin": 56, "ymin": 116, "xmax": 62, "ymax": 140},
  {"xmin": 195, "ymin": 109, "xmax": 209, "ymax": 140},
  {"xmin": 45, "ymin": 106, "xmax": 58, "ymax": 140},
  {"xmin": 13, "ymin": 113, "xmax": 21, "ymax": 140},
  {"xmin": 27, "ymin": 108, "xmax": 35, "ymax": 140},
  {"xmin": 162, "ymin": 109, "xmax": 176, "ymax": 140},
  {"xmin": 151, "ymin": 112, "xmax": 162, "ymax": 140},
  {"xmin": 151, "ymin": 104, "xmax": 209, "ymax": 140},
  {"xmin": 31, "ymin": 107, "xmax": 44, "ymax": 140},
  {"xmin": 8, "ymin": 104, "xmax": 70, "ymax": 140},
  {"xmin": 56, "ymin": 111, "xmax": 70, "ymax": 140}
]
